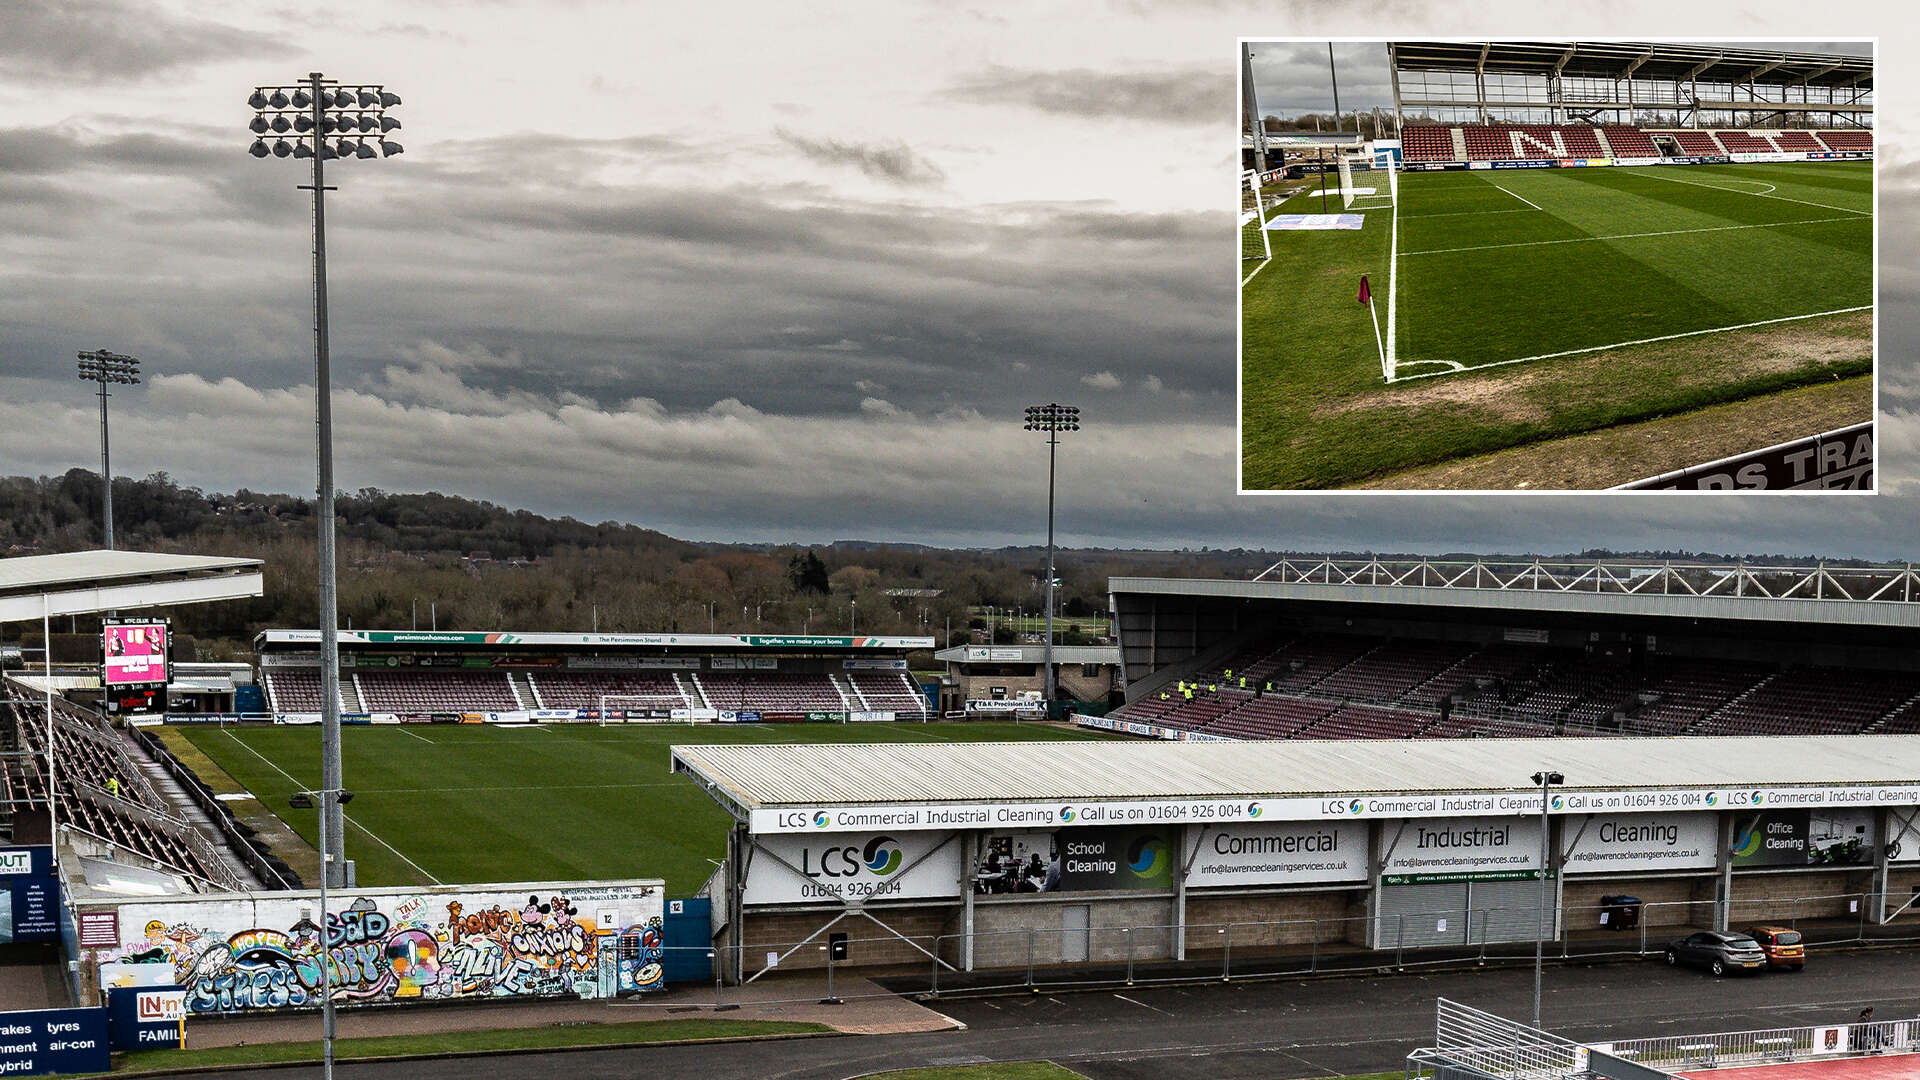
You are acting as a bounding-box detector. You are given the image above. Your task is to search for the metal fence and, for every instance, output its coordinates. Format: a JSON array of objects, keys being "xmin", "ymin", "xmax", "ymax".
[
  {"xmin": 1609, "ymin": 1018, "xmax": 1920, "ymax": 1070},
  {"xmin": 720, "ymin": 889, "xmax": 1920, "ymax": 997}
]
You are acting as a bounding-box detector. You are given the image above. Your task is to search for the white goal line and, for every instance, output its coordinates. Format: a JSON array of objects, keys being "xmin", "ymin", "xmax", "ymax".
[
  {"xmin": 1629, "ymin": 167, "xmax": 1871, "ymax": 217},
  {"xmin": 1389, "ymin": 305, "xmax": 1872, "ymax": 384}
]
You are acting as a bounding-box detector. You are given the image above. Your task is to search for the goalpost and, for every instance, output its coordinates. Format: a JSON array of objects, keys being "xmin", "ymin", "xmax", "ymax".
[
  {"xmin": 597, "ymin": 693, "xmax": 691, "ymax": 726},
  {"xmin": 1241, "ymin": 169, "xmax": 1272, "ymax": 263},
  {"xmin": 1338, "ymin": 150, "xmax": 1398, "ymax": 211}
]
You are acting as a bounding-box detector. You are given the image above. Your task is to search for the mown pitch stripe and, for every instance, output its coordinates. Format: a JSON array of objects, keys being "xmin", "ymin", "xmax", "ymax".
[
  {"xmin": 220, "ymin": 729, "xmax": 446, "ymax": 885},
  {"xmin": 1391, "ymin": 305, "xmax": 1872, "ymax": 383},
  {"xmin": 1629, "ymin": 166, "xmax": 1871, "ymax": 217},
  {"xmin": 1404, "ymin": 215, "xmax": 1862, "ymax": 256}
]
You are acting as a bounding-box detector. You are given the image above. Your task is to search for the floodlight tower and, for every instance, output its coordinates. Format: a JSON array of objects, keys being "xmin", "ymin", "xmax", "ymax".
[
  {"xmin": 247, "ymin": 73, "xmax": 401, "ymax": 1080},
  {"xmin": 1023, "ymin": 403, "xmax": 1079, "ymax": 705},
  {"xmin": 75, "ymin": 350, "xmax": 141, "ymax": 550}
]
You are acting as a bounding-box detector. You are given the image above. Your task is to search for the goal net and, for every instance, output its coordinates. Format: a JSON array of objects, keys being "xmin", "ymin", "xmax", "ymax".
[
  {"xmin": 1241, "ymin": 169, "xmax": 1272, "ymax": 265},
  {"xmin": 1338, "ymin": 151, "xmax": 1398, "ymax": 211}
]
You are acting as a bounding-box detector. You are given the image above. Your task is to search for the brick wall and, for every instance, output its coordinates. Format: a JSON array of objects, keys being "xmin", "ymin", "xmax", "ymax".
[
  {"xmin": 1729, "ymin": 870, "xmax": 1868, "ymax": 922},
  {"xmin": 740, "ymin": 905, "xmax": 959, "ymax": 972},
  {"xmin": 1185, "ymin": 889, "xmax": 1363, "ymax": 949},
  {"xmin": 1561, "ymin": 875, "xmax": 1717, "ymax": 929}
]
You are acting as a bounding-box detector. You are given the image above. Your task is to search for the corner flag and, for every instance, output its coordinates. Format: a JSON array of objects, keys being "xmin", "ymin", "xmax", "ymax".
[{"xmin": 1360, "ymin": 274, "xmax": 1386, "ymax": 381}]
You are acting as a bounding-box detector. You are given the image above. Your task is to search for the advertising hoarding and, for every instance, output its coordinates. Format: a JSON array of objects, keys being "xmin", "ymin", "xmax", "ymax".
[
  {"xmin": 1562, "ymin": 813, "xmax": 1717, "ymax": 874},
  {"xmin": 1381, "ymin": 816, "xmax": 1542, "ymax": 884},
  {"xmin": 745, "ymin": 832, "xmax": 961, "ymax": 904},
  {"xmin": 1185, "ymin": 820, "xmax": 1368, "ymax": 888},
  {"xmin": 1731, "ymin": 809, "xmax": 1875, "ymax": 867}
]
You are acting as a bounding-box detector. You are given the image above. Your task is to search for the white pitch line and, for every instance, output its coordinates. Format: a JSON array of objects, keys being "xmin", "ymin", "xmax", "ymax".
[
  {"xmin": 396, "ymin": 726, "xmax": 435, "ymax": 744},
  {"xmin": 1242, "ymin": 256, "xmax": 1272, "ymax": 288},
  {"xmin": 1492, "ymin": 183, "xmax": 1545, "ymax": 212},
  {"xmin": 219, "ymin": 729, "xmax": 445, "ymax": 886},
  {"xmin": 1403, "ymin": 215, "xmax": 1861, "ymax": 257},
  {"xmin": 1391, "ymin": 305, "xmax": 1872, "ymax": 383},
  {"xmin": 1385, "ymin": 170, "xmax": 1400, "ymax": 381},
  {"xmin": 1630, "ymin": 166, "xmax": 1870, "ymax": 216},
  {"xmin": 1402, "ymin": 207, "xmax": 1541, "ymax": 219}
]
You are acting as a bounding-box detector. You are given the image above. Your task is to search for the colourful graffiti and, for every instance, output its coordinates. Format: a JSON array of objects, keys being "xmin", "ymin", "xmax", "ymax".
[{"xmin": 97, "ymin": 888, "xmax": 665, "ymax": 1015}]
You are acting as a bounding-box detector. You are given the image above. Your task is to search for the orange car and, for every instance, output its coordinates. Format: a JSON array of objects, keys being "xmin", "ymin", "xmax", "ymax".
[{"xmin": 1742, "ymin": 925, "xmax": 1806, "ymax": 971}]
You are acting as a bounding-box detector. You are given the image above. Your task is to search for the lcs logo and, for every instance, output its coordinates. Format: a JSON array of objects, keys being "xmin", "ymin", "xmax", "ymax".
[
  {"xmin": 1705, "ymin": 792, "xmax": 1719, "ymax": 806},
  {"xmin": 861, "ymin": 836, "xmax": 903, "ymax": 876},
  {"xmin": 1246, "ymin": 802, "xmax": 1263, "ymax": 818},
  {"xmin": 805, "ymin": 835, "xmax": 903, "ymax": 878},
  {"xmin": 1126, "ymin": 837, "xmax": 1166, "ymax": 879},
  {"xmin": 1060, "ymin": 807, "xmax": 1076, "ymax": 823},
  {"xmin": 1550, "ymin": 795, "xmax": 1564, "ymax": 811},
  {"xmin": 813, "ymin": 811, "xmax": 831, "ymax": 827}
]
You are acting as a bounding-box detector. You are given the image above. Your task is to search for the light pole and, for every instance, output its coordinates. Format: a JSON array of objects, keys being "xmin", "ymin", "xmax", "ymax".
[
  {"xmin": 849, "ymin": 599, "xmax": 857, "ymax": 635},
  {"xmin": 1530, "ymin": 769, "xmax": 1564, "ymax": 1029},
  {"xmin": 249, "ymin": 73, "xmax": 400, "ymax": 1080},
  {"xmin": 75, "ymin": 350, "xmax": 141, "ymax": 550},
  {"xmin": 1024, "ymin": 403, "xmax": 1079, "ymax": 705}
]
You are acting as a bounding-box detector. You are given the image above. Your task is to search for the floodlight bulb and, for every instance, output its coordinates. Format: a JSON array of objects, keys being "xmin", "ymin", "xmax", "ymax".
[
  {"xmin": 292, "ymin": 142, "xmax": 312, "ymax": 159},
  {"xmin": 267, "ymin": 90, "xmax": 289, "ymax": 108},
  {"xmin": 293, "ymin": 114, "xmax": 314, "ymax": 132},
  {"xmin": 248, "ymin": 90, "xmax": 269, "ymax": 109},
  {"xmin": 355, "ymin": 141, "xmax": 377, "ymax": 159},
  {"xmin": 379, "ymin": 140, "xmax": 404, "ymax": 157},
  {"xmin": 271, "ymin": 115, "xmax": 291, "ymax": 133},
  {"xmin": 357, "ymin": 89, "xmax": 379, "ymax": 107},
  {"xmin": 272, "ymin": 139, "xmax": 294, "ymax": 158},
  {"xmin": 333, "ymin": 88, "xmax": 356, "ymax": 108},
  {"xmin": 250, "ymin": 115, "xmax": 270, "ymax": 133},
  {"xmin": 249, "ymin": 139, "xmax": 271, "ymax": 158},
  {"xmin": 380, "ymin": 116, "xmax": 401, "ymax": 132},
  {"xmin": 291, "ymin": 88, "xmax": 312, "ymax": 108},
  {"xmin": 378, "ymin": 91, "xmax": 401, "ymax": 108}
]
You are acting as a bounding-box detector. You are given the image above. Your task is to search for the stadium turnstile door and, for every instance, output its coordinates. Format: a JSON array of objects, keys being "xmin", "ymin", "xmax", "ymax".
[{"xmin": 662, "ymin": 897, "xmax": 713, "ymax": 983}]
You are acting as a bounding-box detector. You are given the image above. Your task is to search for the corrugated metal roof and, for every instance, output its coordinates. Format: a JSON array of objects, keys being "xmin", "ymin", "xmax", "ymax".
[
  {"xmin": 671, "ymin": 735, "xmax": 1920, "ymax": 810},
  {"xmin": 0, "ymin": 550, "xmax": 261, "ymax": 593}
]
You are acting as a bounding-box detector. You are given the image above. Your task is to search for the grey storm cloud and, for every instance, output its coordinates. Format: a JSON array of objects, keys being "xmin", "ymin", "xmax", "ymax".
[
  {"xmin": 947, "ymin": 65, "xmax": 1230, "ymax": 125},
  {"xmin": 0, "ymin": 0, "xmax": 277, "ymax": 83},
  {"xmin": 773, "ymin": 129, "xmax": 946, "ymax": 186}
]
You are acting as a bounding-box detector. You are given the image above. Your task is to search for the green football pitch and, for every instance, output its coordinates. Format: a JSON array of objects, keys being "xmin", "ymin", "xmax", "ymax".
[
  {"xmin": 1241, "ymin": 161, "xmax": 1873, "ymax": 489},
  {"xmin": 177, "ymin": 721, "xmax": 1119, "ymax": 896}
]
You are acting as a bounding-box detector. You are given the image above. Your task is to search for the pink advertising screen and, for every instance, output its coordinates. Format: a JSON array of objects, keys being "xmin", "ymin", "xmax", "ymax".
[{"xmin": 102, "ymin": 622, "xmax": 169, "ymax": 686}]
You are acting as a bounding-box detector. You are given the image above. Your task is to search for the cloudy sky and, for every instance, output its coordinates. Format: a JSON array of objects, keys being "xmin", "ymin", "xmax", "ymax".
[{"xmin": 0, "ymin": 2, "xmax": 1910, "ymax": 557}]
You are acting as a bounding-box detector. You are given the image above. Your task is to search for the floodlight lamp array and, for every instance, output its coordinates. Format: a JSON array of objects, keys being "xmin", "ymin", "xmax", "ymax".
[
  {"xmin": 1023, "ymin": 403, "xmax": 1081, "ymax": 432},
  {"xmin": 76, "ymin": 350, "xmax": 142, "ymax": 385},
  {"xmin": 247, "ymin": 79, "xmax": 403, "ymax": 161}
]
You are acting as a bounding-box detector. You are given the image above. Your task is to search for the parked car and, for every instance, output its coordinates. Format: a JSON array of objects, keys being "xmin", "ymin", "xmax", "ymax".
[
  {"xmin": 1664, "ymin": 931, "xmax": 1768, "ymax": 975},
  {"xmin": 1742, "ymin": 925, "xmax": 1806, "ymax": 970}
]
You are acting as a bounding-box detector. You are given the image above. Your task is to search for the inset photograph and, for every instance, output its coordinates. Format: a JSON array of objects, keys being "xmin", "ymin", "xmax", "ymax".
[{"xmin": 1240, "ymin": 40, "xmax": 1873, "ymax": 491}]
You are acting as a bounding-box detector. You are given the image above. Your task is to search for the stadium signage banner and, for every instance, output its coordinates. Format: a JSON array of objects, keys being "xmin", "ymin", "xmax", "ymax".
[
  {"xmin": 1561, "ymin": 813, "xmax": 1716, "ymax": 874},
  {"xmin": 1186, "ymin": 821, "xmax": 1368, "ymax": 887},
  {"xmin": 87, "ymin": 879, "xmax": 667, "ymax": 1015},
  {"xmin": 1620, "ymin": 423, "xmax": 1871, "ymax": 490},
  {"xmin": 1074, "ymin": 714, "xmax": 1234, "ymax": 742},
  {"xmin": 1403, "ymin": 162, "xmax": 1468, "ymax": 172},
  {"xmin": 1380, "ymin": 816, "xmax": 1542, "ymax": 884},
  {"xmin": 843, "ymin": 658, "xmax": 908, "ymax": 670},
  {"xmin": 106, "ymin": 987, "xmax": 186, "ymax": 1051},
  {"xmin": 0, "ymin": 1006, "xmax": 110, "ymax": 1075},
  {"xmin": 745, "ymin": 786, "xmax": 1920, "ymax": 835},
  {"xmin": 0, "ymin": 846, "xmax": 60, "ymax": 944},
  {"xmin": 1731, "ymin": 809, "xmax": 1875, "ymax": 867},
  {"xmin": 963, "ymin": 648, "xmax": 1026, "ymax": 662},
  {"xmin": 973, "ymin": 827, "xmax": 1172, "ymax": 892},
  {"xmin": 1490, "ymin": 159, "xmax": 1553, "ymax": 169},
  {"xmin": 745, "ymin": 832, "xmax": 961, "ymax": 904}
]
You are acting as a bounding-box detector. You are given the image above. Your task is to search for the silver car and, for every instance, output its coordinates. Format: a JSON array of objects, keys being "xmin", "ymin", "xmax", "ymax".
[{"xmin": 1665, "ymin": 931, "xmax": 1768, "ymax": 976}]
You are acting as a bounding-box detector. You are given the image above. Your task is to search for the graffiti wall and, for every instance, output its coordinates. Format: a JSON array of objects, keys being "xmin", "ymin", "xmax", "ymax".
[{"xmin": 84, "ymin": 879, "xmax": 665, "ymax": 1015}]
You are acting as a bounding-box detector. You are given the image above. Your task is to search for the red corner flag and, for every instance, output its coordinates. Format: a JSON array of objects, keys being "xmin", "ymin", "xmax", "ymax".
[{"xmin": 1358, "ymin": 275, "xmax": 1372, "ymax": 305}]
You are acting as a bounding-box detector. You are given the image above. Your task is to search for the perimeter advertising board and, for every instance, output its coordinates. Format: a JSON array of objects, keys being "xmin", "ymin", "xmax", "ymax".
[
  {"xmin": 1732, "ymin": 809, "xmax": 1875, "ymax": 867},
  {"xmin": 0, "ymin": 1007, "xmax": 110, "ymax": 1075},
  {"xmin": 0, "ymin": 847, "xmax": 60, "ymax": 944},
  {"xmin": 1185, "ymin": 820, "xmax": 1368, "ymax": 888},
  {"xmin": 1562, "ymin": 813, "xmax": 1716, "ymax": 874},
  {"xmin": 745, "ymin": 832, "xmax": 961, "ymax": 904},
  {"xmin": 1381, "ymin": 816, "xmax": 1542, "ymax": 884},
  {"xmin": 972, "ymin": 827, "xmax": 1173, "ymax": 893}
]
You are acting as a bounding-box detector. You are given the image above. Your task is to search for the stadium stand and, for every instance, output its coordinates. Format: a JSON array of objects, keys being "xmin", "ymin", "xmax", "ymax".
[
  {"xmin": 1650, "ymin": 130, "xmax": 1726, "ymax": 155},
  {"xmin": 1714, "ymin": 130, "xmax": 1779, "ymax": 152},
  {"xmin": 1597, "ymin": 125, "xmax": 1659, "ymax": 156},
  {"xmin": 263, "ymin": 667, "xmax": 336, "ymax": 713},
  {"xmin": 526, "ymin": 671, "xmax": 691, "ymax": 710},
  {"xmin": 845, "ymin": 671, "xmax": 933, "ymax": 719},
  {"xmin": 693, "ymin": 672, "xmax": 847, "ymax": 714},
  {"xmin": 354, "ymin": 670, "xmax": 520, "ymax": 712},
  {"xmin": 1402, "ymin": 124, "xmax": 1456, "ymax": 162},
  {"xmin": 1817, "ymin": 130, "xmax": 1873, "ymax": 151},
  {"xmin": 3, "ymin": 690, "xmax": 242, "ymax": 889},
  {"xmin": 1771, "ymin": 130, "xmax": 1824, "ymax": 151},
  {"xmin": 1108, "ymin": 628, "xmax": 1920, "ymax": 744}
]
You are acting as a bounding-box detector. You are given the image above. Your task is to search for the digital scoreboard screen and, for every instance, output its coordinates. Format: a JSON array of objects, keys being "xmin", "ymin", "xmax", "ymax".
[{"xmin": 102, "ymin": 621, "xmax": 169, "ymax": 687}]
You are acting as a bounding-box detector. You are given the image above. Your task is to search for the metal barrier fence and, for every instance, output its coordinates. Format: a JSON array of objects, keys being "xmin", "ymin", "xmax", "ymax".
[
  {"xmin": 725, "ymin": 890, "xmax": 1920, "ymax": 997},
  {"xmin": 1609, "ymin": 1018, "xmax": 1920, "ymax": 1070}
]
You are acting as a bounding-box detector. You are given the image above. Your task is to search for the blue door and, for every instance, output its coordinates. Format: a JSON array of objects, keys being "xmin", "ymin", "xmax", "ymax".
[{"xmin": 662, "ymin": 898, "xmax": 712, "ymax": 983}]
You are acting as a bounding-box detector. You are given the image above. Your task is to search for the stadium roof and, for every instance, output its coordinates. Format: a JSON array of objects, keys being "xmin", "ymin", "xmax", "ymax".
[
  {"xmin": 1391, "ymin": 41, "xmax": 1872, "ymax": 90},
  {"xmin": 0, "ymin": 550, "xmax": 263, "ymax": 623},
  {"xmin": 934, "ymin": 645, "xmax": 1121, "ymax": 665},
  {"xmin": 256, "ymin": 629, "xmax": 933, "ymax": 650},
  {"xmin": 1109, "ymin": 559, "xmax": 1920, "ymax": 631},
  {"xmin": 671, "ymin": 734, "xmax": 1920, "ymax": 831}
]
